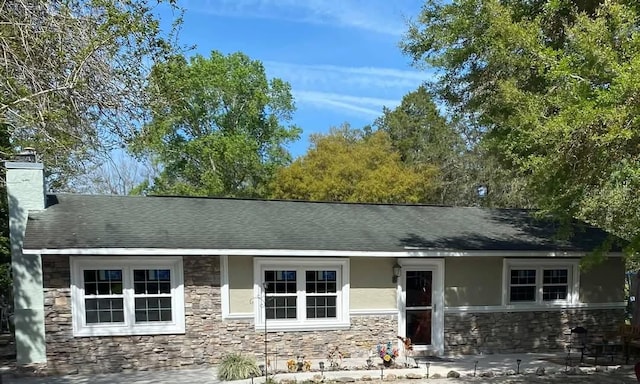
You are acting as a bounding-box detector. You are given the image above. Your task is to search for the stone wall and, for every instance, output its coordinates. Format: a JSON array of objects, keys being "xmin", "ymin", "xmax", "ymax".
[
  {"xmin": 41, "ymin": 255, "xmax": 624, "ymax": 374},
  {"xmin": 443, "ymin": 309, "xmax": 625, "ymax": 355},
  {"xmin": 41, "ymin": 255, "xmax": 398, "ymax": 374},
  {"xmin": 43, "ymin": 255, "xmax": 223, "ymax": 374}
]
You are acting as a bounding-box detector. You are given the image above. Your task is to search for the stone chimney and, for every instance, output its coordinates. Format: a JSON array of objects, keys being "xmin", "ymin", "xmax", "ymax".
[{"xmin": 6, "ymin": 148, "xmax": 47, "ymax": 364}]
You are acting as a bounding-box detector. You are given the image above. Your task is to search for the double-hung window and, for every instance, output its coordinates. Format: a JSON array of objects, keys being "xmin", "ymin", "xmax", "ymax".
[
  {"xmin": 254, "ymin": 258, "xmax": 349, "ymax": 331},
  {"xmin": 71, "ymin": 256, "xmax": 185, "ymax": 336},
  {"xmin": 503, "ymin": 259, "xmax": 579, "ymax": 306}
]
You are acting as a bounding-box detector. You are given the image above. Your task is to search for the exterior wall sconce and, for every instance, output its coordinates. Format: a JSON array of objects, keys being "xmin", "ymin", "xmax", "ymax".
[{"xmin": 392, "ymin": 262, "xmax": 401, "ymax": 283}]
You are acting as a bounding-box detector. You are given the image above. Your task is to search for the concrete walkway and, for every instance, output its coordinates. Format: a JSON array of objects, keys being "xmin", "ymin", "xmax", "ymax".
[{"xmin": 2, "ymin": 353, "xmax": 638, "ymax": 383}]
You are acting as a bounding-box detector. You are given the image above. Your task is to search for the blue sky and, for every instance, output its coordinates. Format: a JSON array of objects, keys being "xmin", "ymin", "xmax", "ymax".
[{"xmin": 159, "ymin": 0, "xmax": 431, "ymax": 157}]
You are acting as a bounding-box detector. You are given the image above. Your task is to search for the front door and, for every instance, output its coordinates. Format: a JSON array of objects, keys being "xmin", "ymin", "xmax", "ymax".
[{"xmin": 398, "ymin": 260, "xmax": 444, "ymax": 354}]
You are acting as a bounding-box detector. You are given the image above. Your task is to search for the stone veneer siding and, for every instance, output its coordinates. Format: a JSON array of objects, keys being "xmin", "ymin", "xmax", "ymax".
[
  {"xmin": 42, "ymin": 255, "xmax": 397, "ymax": 374},
  {"xmin": 443, "ymin": 309, "xmax": 625, "ymax": 355}
]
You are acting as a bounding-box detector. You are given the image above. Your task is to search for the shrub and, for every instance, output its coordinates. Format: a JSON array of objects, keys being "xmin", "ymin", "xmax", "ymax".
[{"xmin": 218, "ymin": 353, "xmax": 262, "ymax": 381}]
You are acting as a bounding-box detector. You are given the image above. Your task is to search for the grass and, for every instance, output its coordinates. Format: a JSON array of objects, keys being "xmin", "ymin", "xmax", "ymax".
[{"xmin": 218, "ymin": 352, "xmax": 262, "ymax": 381}]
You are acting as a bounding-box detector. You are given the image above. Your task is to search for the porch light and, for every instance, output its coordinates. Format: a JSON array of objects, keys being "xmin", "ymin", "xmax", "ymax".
[{"xmin": 392, "ymin": 262, "xmax": 401, "ymax": 283}]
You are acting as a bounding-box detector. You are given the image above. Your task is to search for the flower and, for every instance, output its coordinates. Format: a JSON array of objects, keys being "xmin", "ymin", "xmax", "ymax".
[{"xmin": 377, "ymin": 341, "xmax": 399, "ymax": 362}]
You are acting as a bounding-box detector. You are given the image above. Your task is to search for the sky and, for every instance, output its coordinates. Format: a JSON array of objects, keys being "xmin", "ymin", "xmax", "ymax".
[{"xmin": 158, "ymin": 0, "xmax": 431, "ymax": 158}]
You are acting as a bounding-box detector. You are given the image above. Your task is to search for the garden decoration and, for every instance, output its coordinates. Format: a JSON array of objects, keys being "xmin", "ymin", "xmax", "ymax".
[
  {"xmin": 377, "ymin": 341, "xmax": 399, "ymax": 367},
  {"xmin": 397, "ymin": 336, "xmax": 414, "ymax": 367}
]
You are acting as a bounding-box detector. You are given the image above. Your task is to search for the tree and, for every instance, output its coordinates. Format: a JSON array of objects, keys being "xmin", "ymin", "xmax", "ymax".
[
  {"xmin": 402, "ymin": 0, "xmax": 640, "ymax": 248},
  {"xmin": 1, "ymin": 0, "xmax": 182, "ymax": 188},
  {"xmin": 131, "ymin": 51, "xmax": 301, "ymax": 197},
  {"xmin": 375, "ymin": 86, "xmax": 467, "ymax": 205},
  {"xmin": 68, "ymin": 152, "xmax": 157, "ymax": 196},
  {"xmin": 270, "ymin": 125, "xmax": 438, "ymax": 203},
  {"xmin": 375, "ymin": 86, "xmax": 532, "ymax": 207}
]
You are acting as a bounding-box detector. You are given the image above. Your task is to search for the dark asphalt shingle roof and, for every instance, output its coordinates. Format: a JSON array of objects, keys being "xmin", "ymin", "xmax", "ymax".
[{"xmin": 22, "ymin": 194, "xmax": 621, "ymax": 253}]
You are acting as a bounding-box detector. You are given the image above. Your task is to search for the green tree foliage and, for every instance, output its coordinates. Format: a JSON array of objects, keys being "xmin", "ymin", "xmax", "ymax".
[
  {"xmin": 270, "ymin": 125, "xmax": 438, "ymax": 203},
  {"xmin": 1, "ymin": 0, "xmax": 181, "ymax": 304},
  {"xmin": 132, "ymin": 51, "xmax": 301, "ymax": 197},
  {"xmin": 1, "ymin": 0, "xmax": 182, "ymax": 188},
  {"xmin": 402, "ymin": 0, "xmax": 640, "ymax": 248},
  {"xmin": 375, "ymin": 86, "xmax": 531, "ymax": 207}
]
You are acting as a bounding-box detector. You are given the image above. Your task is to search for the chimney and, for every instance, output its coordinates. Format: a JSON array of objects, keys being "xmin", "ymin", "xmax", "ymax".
[
  {"xmin": 7, "ymin": 147, "xmax": 45, "ymax": 211},
  {"xmin": 5, "ymin": 148, "xmax": 47, "ymax": 364}
]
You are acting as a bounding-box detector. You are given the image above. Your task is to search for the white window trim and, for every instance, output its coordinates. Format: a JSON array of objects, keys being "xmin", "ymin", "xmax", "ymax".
[
  {"xmin": 253, "ymin": 257, "xmax": 350, "ymax": 331},
  {"xmin": 70, "ymin": 256, "xmax": 185, "ymax": 337},
  {"xmin": 502, "ymin": 258, "xmax": 580, "ymax": 307}
]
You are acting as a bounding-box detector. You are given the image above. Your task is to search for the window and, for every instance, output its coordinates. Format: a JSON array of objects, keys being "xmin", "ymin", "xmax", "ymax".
[
  {"xmin": 71, "ymin": 257, "xmax": 184, "ymax": 337},
  {"xmin": 503, "ymin": 259, "xmax": 579, "ymax": 305},
  {"xmin": 254, "ymin": 258, "xmax": 349, "ymax": 331}
]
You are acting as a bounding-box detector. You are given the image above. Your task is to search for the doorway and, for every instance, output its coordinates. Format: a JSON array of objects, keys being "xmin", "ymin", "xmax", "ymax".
[{"xmin": 398, "ymin": 260, "xmax": 444, "ymax": 355}]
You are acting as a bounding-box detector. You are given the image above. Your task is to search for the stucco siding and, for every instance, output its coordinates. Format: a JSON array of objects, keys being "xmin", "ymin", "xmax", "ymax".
[
  {"xmin": 350, "ymin": 257, "xmax": 396, "ymax": 310},
  {"xmin": 580, "ymin": 257, "xmax": 625, "ymax": 303},
  {"xmin": 228, "ymin": 256, "xmax": 254, "ymax": 313},
  {"xmin": 445, "ymin": 257, "xmax": 502, "ymax": 307}
]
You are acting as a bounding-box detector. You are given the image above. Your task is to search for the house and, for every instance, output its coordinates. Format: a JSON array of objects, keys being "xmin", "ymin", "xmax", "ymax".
[{"xmin": 7, "ymin": 155, "xmax": 626, "ymax": 374}]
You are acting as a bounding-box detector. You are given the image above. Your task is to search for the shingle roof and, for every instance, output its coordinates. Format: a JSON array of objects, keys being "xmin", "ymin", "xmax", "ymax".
[{"xmin": 22, "ymin": 194, "xmax": 621, "ymax": 253}]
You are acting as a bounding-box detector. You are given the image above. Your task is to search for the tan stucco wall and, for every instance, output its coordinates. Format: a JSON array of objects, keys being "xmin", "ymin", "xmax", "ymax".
[
  {"xmin": 228, "ymin": 256, "xmax": 254, "ymax": 313},
  {"xmin": 445, "ymin": 257, "xmax": 503, "ymax": 307},
  {"xmin": 580, "ymin": 257, "xmax": 625, "ymax": 303},
  {"xmin": 350, "ymin": 257, "xmax": 396, "ymax": 310}
]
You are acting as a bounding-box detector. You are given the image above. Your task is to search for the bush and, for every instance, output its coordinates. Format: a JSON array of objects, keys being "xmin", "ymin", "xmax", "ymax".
[{"xmin": 218, "ymin": 353, "xmax": 262, "ymax": 381}]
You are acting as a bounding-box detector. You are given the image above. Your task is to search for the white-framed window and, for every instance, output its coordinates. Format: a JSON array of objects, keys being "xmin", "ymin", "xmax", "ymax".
[
  {"xmin": 70, "ymin": 256, "xmax": 185, "ymax": 337},
  {"xmin": 253, "ymin": 258, "xmax": 350, "ymax": 331},
  {"xmin": 502, "ymin": 259, "xmax": 579, "ymax": 306}
]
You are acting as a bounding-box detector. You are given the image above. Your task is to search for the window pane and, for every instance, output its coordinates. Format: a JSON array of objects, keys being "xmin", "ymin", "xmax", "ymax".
[
  {"xmin": 111, "ymin": 283, "xmax": 123, "ymax": 294},
  {"xmin": 85, "ymin": 299, "xmax": 97, "ymax": 310},
  {"xmin": 510, "ymin": 286, "xmax": 536, "ymax": 302},
  {"xmin": 85, "ymin": 283, "xmax": 97, "ymax": 295},
  {"xmin": 406, "ymin": 310, "xmax": 431, "ymax": 345},
  {"xmin": 543, "ymin": 269, "xmax": 568, "ymax": 284},
  {"xmin": 134, "ymin": 269, "xmax": 171, "ymax": 295},
  {"xmin": 160, "ymin": 310, "xmax": 172, "ymax": 321},
  {"xmin": 98, "ymin": 311, "xmax": 112, "ymax": 322},
  {"xmin": 84, "ymin": 269, "xmax": 122, "ymax": 295},
  {"xmin": 84, "ymin": 270, "xmax": 97, "ymax": 282},
  {"xmin": 266, "ymin": 296, "xmax": 297, "ymax": 319},
  {"xmin": 159, "ymin": 297, "xmax": 172, "ymax": 308},
  {"xmin": 543, "ymin": 285, "xmax": 568, "ymax": 300},
  {"xmin": 134, "ymin": 283, "xmax": 146, "ymax": 294},
  {"xmin": 97, "ymin": 282, "xmax": 111, "ymax": 295},
  {"xmin": 135, "ymin": 310, "xmax": 147, "ymax": 322},
  {"xmin": 148, "ymin": 311, "xmax": 160, "ymax": 321},
  {"xmin": 134, "ymin": 297, "xmax": 173, "ymax": 323},
  {"xmin": 306, "ymin": 270, "xmax": 337, "ymax": 294},
  {"xmin": 147, "ymin": 284, "xmax": 159, "ymax": 294},
  {"xmin": 265, "ymin": 270, "xmax": 296, "ymax": 294},
  {"xmin": 134, "ymin": 270, "xmax": 145, "ymax": 281},
  {"xmin": 113, "ymin": 311, "xmax": 124, "ymax": 323},
  {"xmin": 511, "ymin": 269, "xmax": 536, "ymax": 285},
  {"xmin": 306, "ymin": 296, "xmax": 337, "ymax": 319},
  {"xmin": 159, "ymin": 282, "xmax": 171, "ymax": 294},
  {"xmin": 85, "ymin": 298, "xmax": 124, "ymax": 324},
  {"xmin": 406, "ymin": 271, "xmax": 432, "ymax": 307},
  {"xmin": 86, "ymin": 311, "xmax": 98, "ymax": 324}
]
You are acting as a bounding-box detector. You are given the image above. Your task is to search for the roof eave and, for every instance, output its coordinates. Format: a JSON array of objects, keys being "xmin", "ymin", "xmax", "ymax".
[{"xmin": 22, "ymin": 247, "xmax": 622, "ymax": 258}]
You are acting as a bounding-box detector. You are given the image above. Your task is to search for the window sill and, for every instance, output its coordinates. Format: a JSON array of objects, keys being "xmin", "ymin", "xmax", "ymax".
[
  {"xmin": 73, "ymin": 323, "xmax": 185, "ymax": 337},
  {"xmin": 254, "ymin": 321, "xmax": 350, "ymax": 332}
]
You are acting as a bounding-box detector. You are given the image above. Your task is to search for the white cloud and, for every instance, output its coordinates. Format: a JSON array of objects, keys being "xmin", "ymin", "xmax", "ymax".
[
  {"xmin": 294, "ymin": 90, "xmax": 399, "ymax": 118},
  {"xmin": 266, "ymin": 61, "xmax": 432, "ymax": 91},
  {"xmin": 185, "ymin": 0, "xmax": 420, "ymax": 36}
]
